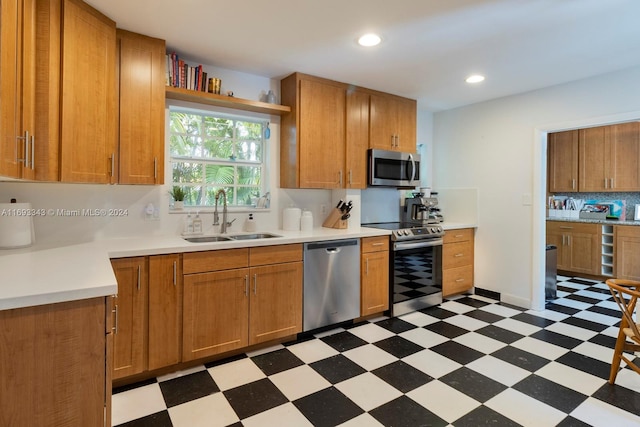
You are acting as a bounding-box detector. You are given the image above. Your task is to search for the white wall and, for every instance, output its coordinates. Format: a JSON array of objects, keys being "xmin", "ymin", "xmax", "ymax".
[{"xmin": 433, "ymin": 65, "xmax": 640, "ymax": 309}]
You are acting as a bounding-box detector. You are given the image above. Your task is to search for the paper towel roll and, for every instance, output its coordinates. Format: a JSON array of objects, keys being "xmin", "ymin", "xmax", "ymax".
[
  {"xmin": 282, "ymin": 207, "xmax": 301, "ymax": 231},
  {"xmin": 0, "ymin": 203, "xmax": 35, "ymax": 249}
]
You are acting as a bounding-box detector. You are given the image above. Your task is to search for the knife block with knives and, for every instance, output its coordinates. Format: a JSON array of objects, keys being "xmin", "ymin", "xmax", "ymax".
[{"xmin": 322, "ymin": 200, "xmax": 351, "ymax": 229}]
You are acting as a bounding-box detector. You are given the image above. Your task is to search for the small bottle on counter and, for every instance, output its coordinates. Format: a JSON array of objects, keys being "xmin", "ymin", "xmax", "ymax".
[
  {"xmin": 244, "ymin": 213, "xmax": 257, "ymax": 232},
  {"xmin": 192, "ymin": 212, "xmax": 202, "ymax": 234},
  {"xmin": 184, "ymin": 213, "xmax": 194, "ymax": 234},
  {"xmin": 301, "ymin": 210, "xmax": 313, "ymax": 232}
]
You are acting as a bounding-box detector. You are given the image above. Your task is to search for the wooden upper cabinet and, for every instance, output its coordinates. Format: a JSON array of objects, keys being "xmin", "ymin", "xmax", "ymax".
[
  {"xmin": 59, "ymin": 0, "xmax": 117, "ymax": 183},
  {"xmin": 369, "ymin": 93, "xmax": 417, "ymax": 152},
  {"xmin": 547, "ymin": 130, "xmax": 578, "ymax": 192},
  {"xmin": 117, "ymin": 29, "xmax": 165, "ymax": 185},
  {"xmin": 579, "ymin": 125, "xmax": 609, "ymax": 192},
  {"xmin": 345, "ymin": 89, "xmax": 369, "ymax": 189},
  {"xmin": 0, "ymin": 0, "xmax": 36, "ymax": 179}
]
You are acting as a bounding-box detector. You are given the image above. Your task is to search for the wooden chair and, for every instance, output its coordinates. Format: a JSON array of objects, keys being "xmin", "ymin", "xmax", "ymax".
[{"xmin": 605, "ymin": 279, "xmax": 640, "ymax": 384}]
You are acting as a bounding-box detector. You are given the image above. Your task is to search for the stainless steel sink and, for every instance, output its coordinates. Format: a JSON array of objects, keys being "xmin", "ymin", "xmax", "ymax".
[
  {"xmin": 229, "ymin": 233, "xmax": 281, "ymax": 240},
  {"xmin": 183, "ymin": 235, "xmax": 234, "ymax": 243}
]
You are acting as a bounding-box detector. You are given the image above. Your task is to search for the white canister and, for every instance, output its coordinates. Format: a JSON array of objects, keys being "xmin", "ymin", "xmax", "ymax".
[
  {"xmin": 300, "ymin": 210, "xmax": 313, "ymax": 232},
  {"xmin": 0, "ymin": 202, "xmax": 35, "ymax": 249},
  {"xmin": 282, "ymin": 207, "xmax": 302, "ymax": 231}
]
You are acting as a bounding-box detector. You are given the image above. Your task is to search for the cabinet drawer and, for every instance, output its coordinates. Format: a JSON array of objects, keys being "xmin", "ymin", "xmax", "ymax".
[
  {"xmin": 616, "ymin": 225, "xmax": 640, "ymax": 238},
  {"xmin": 443, "ymin": 241, "xmax": 473, "ymax": 269},
  {"xmin": 442, "ymin": 265, "xmax": 474, "ymax": 296},
  {"xmin": 249, "ymin": 244, "xmax": 303, "ymax": 266},
  {"xmin": 443, "ymin": 228, "xmax": 473, "ymax": 244},
  {"xmin": 361, "ymin": 236, "xmax": 389, "ymax": 253},
  {"xmin": 546, "ymin": 221, "xmax": 599, "ymax": 235},
  {"xmin": 183, "ymin": 249, "xmax": 249, "ymax": 274}
]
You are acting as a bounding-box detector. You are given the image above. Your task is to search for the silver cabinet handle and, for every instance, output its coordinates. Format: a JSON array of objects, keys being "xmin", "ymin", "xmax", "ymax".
[
  {"xmin": 244, "ymin": 275, "xmax": 249, "ymax": 296},
  {"xmin": 338, "ymin": 170, "xmax": 343, "ymax": 186},
  {"xmin": 572, "ymin": 179, "xmax": 576, "ymax": 190},
  {"xmin": 348, "ymin": 169, "xmax": 352, "ymax": 185},
  {"xmin": 455, "ymin": 278, "xmax": 465, "ymax": 283},
  {"xmin": 24, "ymin": 131, "xmax": 30, "ymax": 168},
  {"xmin": 113, "ymin": 304, "xmax": 118, "ymax": 334},
  {"xmin": 396, "ymin": 134, "xmax": 400, "ymax": 148},
  {"xmin": 137, "ymin": 265, "xmax": 141, "ymax": 291},
  {"xmin": 110, "ymin": 153, "xmax": 115, "ymax": 177},
  {"xmin": 372, "ymin": 242, "xmax": 384, "ymax": 246},
  {"xmin": 604, "ymin": 178, "xmax": 608, "ymax": 189},
  {"xmin": 454, "ymin": 253, "xmax": 464, "ymax": 257},
  {"xmin": 154, "ymin": 157, "xmax": 158, "ymax": 180},
  {"xmin": 253, "ymin": 274, "xmax": 257, "ymax": 295},
  {"xmin": 365, "ymin": 258, "xmax": 369, "ymax": 275},
  {"xmin": 173, "ymin": 261, "xmax": 177, "ymax": 286},
  {"xmin": 610, "ymin": 178, "xmax": 614, "ymax": 189},
  {"xmin": 29, "ymin": 134, "xmax": 35, "ymax": 170}
]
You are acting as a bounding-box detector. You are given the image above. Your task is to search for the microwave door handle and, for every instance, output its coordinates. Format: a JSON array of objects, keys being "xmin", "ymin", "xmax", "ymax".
[{"xmin": 408, "ymin": 154, "xmax": 416, "ymax": 182}]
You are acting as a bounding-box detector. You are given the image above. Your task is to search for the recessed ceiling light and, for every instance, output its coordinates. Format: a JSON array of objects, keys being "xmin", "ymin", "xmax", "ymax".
[
  {"xmin": 465, "ymin": 74, "xmax": 485, "ymax": 83},
  {"xmin": 358, "ymin": 33, "xmax": 381, "ymax": 47}
]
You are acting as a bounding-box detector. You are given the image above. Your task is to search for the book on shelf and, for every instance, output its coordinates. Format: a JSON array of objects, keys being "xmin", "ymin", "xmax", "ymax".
[{"xmin": 166, "ymin": 51, "xmax": 214, "ymax": 93}]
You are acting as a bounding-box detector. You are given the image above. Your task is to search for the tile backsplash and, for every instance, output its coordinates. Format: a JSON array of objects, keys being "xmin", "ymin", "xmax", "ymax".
[{"xmin": 554, "ymin": 192, "xmax": 640, "ymax": 220}]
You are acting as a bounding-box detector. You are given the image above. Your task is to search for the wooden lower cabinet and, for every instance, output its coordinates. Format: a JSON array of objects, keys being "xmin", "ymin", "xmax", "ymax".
[
  {"xmin": 442, "ymin": 228, "xmax": 475, "ymax": 297},
  {"xmin": 0, "ymin": 297, "xmax": 111, "ymax": 426},
  {"xmin": 360, "ymin": 236, "xmax": 390, "ymax": 316},
  {"xmin": 110, "ymin": 257, "xmax": 147, "ymax": 380},
  {"xmin": 616, "ymin": 225, "xmax": 640, "ymax": 280},
  {"xmin": 546, "ymin": 221, "xmax": 600, "ymax": 275}
]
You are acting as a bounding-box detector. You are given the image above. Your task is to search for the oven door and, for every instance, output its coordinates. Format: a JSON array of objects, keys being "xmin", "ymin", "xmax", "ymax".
[
  {"xmin": 391, "ymin": 238, "xmax": 443, "ymax": 316},
  {"xmin": 368, "ymin": 149, "xmax": 420, "ymax": 187}
]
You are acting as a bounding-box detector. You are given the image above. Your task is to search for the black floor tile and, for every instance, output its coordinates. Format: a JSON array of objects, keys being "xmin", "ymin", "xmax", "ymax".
[
  {"xmin": 475, "ymin": 324, "xmax": 524, "ymax": 344},
  {"xmin": 440, "ymin": 367, "xmax": 507, "ymax": 402},
  {"xmin": 117, "ymin": 410, "xmax": 173, "ymax": 427},
  {"xmin": 310, "ymin": 354, "xmax": 367, "ymax": 384},
  {"xmin": 374, "ymin": 317, "xmax": 417, "ymax": 334},
  {"xmin": 204, "ymin": 353, "xmax": 247, "ymax": 369},
  {"xmin": 561, "ymin": 316, "xmax": 610, "ymax": 332},
  {"xmin": 556, "ymin": 352, "xmax": 612, "ymax": 380},
  {"xmin": 293, "ymin": 386, "xmax": 364, "ymax": 427},
  {"xmin": 565, "ymin": 278, "xmax": 597, "ymax": 286},
  {"xmin": 513, "ymin": 375, "xmax": 588, "ymax": 413},
  {"xmin": 113, "ymin": 377, "xmax": 157, "ymax": 394},
  {"xmin": 371, "ymin": 360, "xmax": 433, "ymax": 393},
  {"xmin": 588, "ymin": 332, "xmax": 617, "ymax": 349},
  {"xmin": 491, "ymin": 346, "xmax": 550, "ymax": 372},
  {"xmin": 369, "ymin": 395, "xmax": 448, "ymax": 427},
  {"xmin": 158, "ymin": 370, "xmax": 219, "ymax": 408},
  {"xmin": 373, "ymin": 335, "xmax": 424, "ymax": 358},
  {"xmin": 529, "ymin": 329, "xmax": 582, "ymax": 349},
  {"xmin": 464, "ymin": 309, "xmax": 504, "ymax": 324},
  {"xmin": 556, "ymin": 415, "xmax": 593, "ymax": 427},
  {"xmin": 454, "ymin": 296, "xmax": 491, "ymax": 308},
  {"xmin": 320, "ymin": 331, "xmax": 368, "ymax": 352},
  {"xmin": 423, "ymin": 320, "xmax": 470, "ymax": 339},
  {"xmin": 592, "ymin": 382, "xmax": 640, "ymax": 416},
  {"xmin": 453, "ymin": 405, "xmax": 521, "ymax": 427},
  {"xmin": 566, "ymin": 294, "xmax": 601, "ymax": 305},
  {"xmin": 430, "ymin": 341, "xmax": 484, "ymax": 365},
  {"xmin": 546, "ymin": 303, "xmax": 581, "ymax": 316},
  {"xmin": 223, "ymin": 378, "xmax": 288, "ymax": 419},
  {"xmin": 511, "ymin": 312, "xmax": 556, "ymax": 328},
  {"xmin": 419, "ymin": 306, "xmax": 457, "ymax": 320},
  {"xmin": 587, "ymin": 305, "xmax": 622, "ymax": 319},
  {"xmin": 251, "ymin": 348, "xmax": 304, "ymax": 376}
]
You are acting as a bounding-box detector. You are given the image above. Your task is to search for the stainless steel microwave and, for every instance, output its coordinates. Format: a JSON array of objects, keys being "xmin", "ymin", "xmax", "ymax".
[{"xmin": 368, "ymin": 149, "xmax": 420, "ymax": 187}]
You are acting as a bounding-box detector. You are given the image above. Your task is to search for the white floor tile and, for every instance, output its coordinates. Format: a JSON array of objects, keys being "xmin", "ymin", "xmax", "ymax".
[
  {"xmin": 398, "ymin": 310, "xmax": 440, "ymax": 327},
  {"xmin": 545, "ymin": 322, "xmax": 599, "ymax": 341},
  {"xmin": 407, "ymin": 380, "xmax": 480, "ymax": 423},
  {"xmin": 466, "ymin": 294, "xmax": 497, "ymax": 304},
  {"xmin": 453, "ymin": 331, "xmax": 507, "ymax": 354},
  {"xmin": 207, "ymin": 357, "xmax": 266, "ymax": 391},
  {"xmin": 595, "ymin": 299, "xmax": 621, "ymax": 311},
  {"xmin": 286, "ymin": 338, "xmax": 340, "ymax": 364},
  {"xmin": 573, "ymin": 309, "xmax": 621, "ymax": 326},
  {"xmin": 493, "ymin": 318, "xmax": 541, "ymax": 336},
  {"xmin": 614, "ymin": 368, "xmax": 640, "ymax": 393},
  {"xmin": 169, "ymin": 393, "xmax": 239, "ymax": 427},
  {"xmin": 550, "ymin": 298, "xmax": 592, "ymax": 310},
  {"xmin": 571, "ymin": 341, "xmax": 615, "ymax": 364},
  {"xmin": 511, "ymin": 336, "xmax": 569, "ymax": 361},
  {"xmin": 337, "ymin": 412, "xmax": 385, "ymax": 427},
  {"xmin": 111, "ymin": 382, "xmax": 166, "ymax": 426},
  {"xmin": 465, "ymin": 355, "xmax": 531, "ymax": 387},
  {"xmin": 348, "ymin": 322, "xmax": 395, "ymax": 343},
  {"xmin": 524, "ymin": 309, "xmax": 569, "ymax": 322},
  {"xmin": 402, "ymin": 349, "xmax": 461, "ymax": 379},
  {"xmin": 343, "ymin": 344, "xmax": 398, "ymax": 371},
  {"xmin": 600, "ymin": 325, "xmax": 620, "ymax": 338},
  {"xmin": 570, "ymin": 396, "xmax": 640, "ymax": 427},
  {"xmin": 312, "ymin": 327, "xmax": 346, "ymax": 339},
  {"xmin": 245, "ymin": 343, "xmax": 284, "ymax": 357},
  {"xmin": 573, "ymin": 289, "xmax": 612, "ymax": 301},
  {"xmin": 157, "ymin": 365, "xmax": 205, "ymax": 382},
  {"xmin": 485, "ymin": 388, "xmax": 566, "ymax": 427},
  {"xmin": 399, "ymin": 327, "xmax": 449, "ymax": 349},
  {"xmin": 439, "ymin": 300, "xmax": 476, "ymax": 314},
  {"xmin": 241, "ymin": 402, "xmax": 313, "ymax": 427},
  {"xmin": 479, "ymin": 304, "xmax": 521, "ymax": 318},
  {"xmin": 335, "ymin": 372, "xmax": 402, "ymax": 411},
  {"xmin": 535, "ymin": 361, "xmax": 606, "ymax": 396},
  {"xmin": 269, "ymin": 364, "xmax": 331, "ymax": 401},
  {"xmin": 444, "ymin": 314, "xmax": 489, "ymax": 331}
]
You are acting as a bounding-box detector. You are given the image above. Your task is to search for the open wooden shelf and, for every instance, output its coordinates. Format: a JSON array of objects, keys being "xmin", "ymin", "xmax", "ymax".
[{"xmin": 165, "ymin": 86, "xmax": 291, "ymax": 115}]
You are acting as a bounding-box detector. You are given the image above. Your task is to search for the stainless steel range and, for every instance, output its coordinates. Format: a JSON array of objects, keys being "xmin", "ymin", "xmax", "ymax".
[{"xmin": 363, "ymin": 221, "xmax": 444, "ymax": 316}]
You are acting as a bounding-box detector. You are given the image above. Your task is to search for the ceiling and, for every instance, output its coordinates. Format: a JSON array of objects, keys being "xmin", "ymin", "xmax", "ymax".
[{"xmin": 85, "ymin": 0, "xmax": 640, "ymax": 112}]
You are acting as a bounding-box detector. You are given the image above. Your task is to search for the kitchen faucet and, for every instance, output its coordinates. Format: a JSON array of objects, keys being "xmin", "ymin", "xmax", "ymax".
[{"xmin": 213, "ymin": 189, "xmax": 234, "ymax": 233}]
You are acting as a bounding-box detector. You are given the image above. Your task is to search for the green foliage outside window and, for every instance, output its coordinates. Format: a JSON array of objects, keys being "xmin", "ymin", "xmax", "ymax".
[{"xmin": 169, "ymin": 109, "xmax": 265, "ymax": 207}]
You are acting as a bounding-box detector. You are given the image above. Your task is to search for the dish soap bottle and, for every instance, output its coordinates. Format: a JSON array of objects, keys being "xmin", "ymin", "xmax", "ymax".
[
  {"xmin": 192, "ymin": 211, "xmax": 202, "ymax": 234},
  {"xmin": 244, "ymin": 213, "xmax": 257, "ymax": 232},
  {"xmin": 184, "ymin": 213, "xmax": 194, "ymax": 234}
]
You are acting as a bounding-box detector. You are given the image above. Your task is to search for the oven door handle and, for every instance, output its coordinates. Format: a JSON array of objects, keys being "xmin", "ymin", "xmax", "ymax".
[{"xmin": 394, "ymin": 238, "xmax": 443, "ymax": 251}]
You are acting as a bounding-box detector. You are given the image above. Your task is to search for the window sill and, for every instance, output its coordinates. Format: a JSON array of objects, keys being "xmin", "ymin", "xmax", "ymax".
[{"xmin": 169, "ymin": 207, "xmax": 271, "ymax": 214}]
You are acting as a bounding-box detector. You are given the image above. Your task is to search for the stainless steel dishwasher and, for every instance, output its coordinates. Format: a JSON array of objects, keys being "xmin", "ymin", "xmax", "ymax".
[{"xmin": 303, "ymin": 239, "xmax": 360, "ymax": 331}]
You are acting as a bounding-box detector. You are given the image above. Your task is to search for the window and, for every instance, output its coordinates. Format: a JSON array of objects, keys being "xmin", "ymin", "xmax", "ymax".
[{"xmin": 169, "ymin": 108, "xmax": 266, "ymax": 207}]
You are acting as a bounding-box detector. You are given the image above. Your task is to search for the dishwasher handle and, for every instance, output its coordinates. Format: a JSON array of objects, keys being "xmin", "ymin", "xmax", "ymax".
[{"xmin": 306, "ymin": 239, "xmax": 358, "ymax": 251}]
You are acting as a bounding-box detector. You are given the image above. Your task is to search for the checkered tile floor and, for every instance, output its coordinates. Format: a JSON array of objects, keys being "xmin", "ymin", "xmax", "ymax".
[{"xmin": 112, "ymin": 275, "xmax": 640, "ymax": 426}]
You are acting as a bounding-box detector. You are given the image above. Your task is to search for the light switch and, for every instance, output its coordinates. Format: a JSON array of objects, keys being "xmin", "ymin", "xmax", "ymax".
[{"xmin": 522, "ymin": 193, "xmax": 532, "ymax": 206}]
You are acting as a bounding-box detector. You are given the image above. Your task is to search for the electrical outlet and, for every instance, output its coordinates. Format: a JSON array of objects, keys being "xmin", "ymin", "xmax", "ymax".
[{"xmin": 320, "ymin": 204, "xmax": 327, "ymax": 215}]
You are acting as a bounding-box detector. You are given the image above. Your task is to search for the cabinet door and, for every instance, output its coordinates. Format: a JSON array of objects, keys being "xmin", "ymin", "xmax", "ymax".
[
  {"xmin": 117, "ymin": 29, "xmax": 165, "ymax": 185},
  {"xmin": 299, "ymin": 78, "xmax": 345, "ymax": 188},
  {"xmin": 616, "ymin": 226, "xmax": 640, "ymax": 280},
  {"xmin": 249, "ymin": 262, "xmax": 303, "ymax": 345},
  {"xmin": 369, "ymin": 93, "xmax": 398, "ymax": 150},
  {"xmin": 566, "ymin": 230, "xmax": 599, "ymax": 275},
  {"xmin": 59, "ymin": 0, "xmax": 117, "ymax": 183},
  {"xmin": 182, "ymin": 269, "xmax": 249, "ymax": 361},
  {"xmin": 111, "ymin": 257, "xmax": 147, "ymax": 380},
  {"xmin": 396, "ymin": 97, "xmax": 416, "ymax": 152},
  {"xmin": 345, "ymin": 89, "xmax": 369, "ymax": 189},
  {"xmin": 578, "ymin": 126, "xmax": 609, "ymax": 191},
  {"xmin": 610, "ymin": 122, "xmax": 640, "ymax": 191},
  {"xmin": 148, "ymin": 254, "xmax": 182, "ymax": 371},
  {"xmin": 361, "ymin": 251, "xmax": 389, "ymax": 316},
  {"xmin": 546, "ymin": 225, "xmax": 567, "ymax": 270},
  {"xmin": 548, "ymin": 130, "xmax": 578, "ymax": 192},
  {"xmin": 547, "ymin": 222, "xmax": 600, "ymax": 275}
]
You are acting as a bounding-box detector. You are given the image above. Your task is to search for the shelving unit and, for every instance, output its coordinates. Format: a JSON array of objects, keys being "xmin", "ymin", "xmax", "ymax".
[
  {"xmin": 165, "ymin": 86, "xmax": 291, "ymax": 115},
  {"xmin": 601, "ymin": 224, "xmax": 614, "ymax": 276}
]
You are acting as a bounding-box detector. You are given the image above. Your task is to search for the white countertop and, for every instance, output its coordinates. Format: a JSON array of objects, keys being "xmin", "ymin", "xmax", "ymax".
[{"xmin": 0, "ymin": 222, "xmax": 475, "ymax": 311}]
